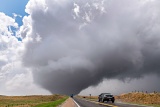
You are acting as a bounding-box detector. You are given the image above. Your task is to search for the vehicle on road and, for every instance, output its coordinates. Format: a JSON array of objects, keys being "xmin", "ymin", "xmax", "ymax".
[
  {"xmin": 98, "ymin": 93, "xmax": 115, "ymax": 103},
  {"xmin": 70, "ymin": 94, "xmax": 74, "ymax": 98}
]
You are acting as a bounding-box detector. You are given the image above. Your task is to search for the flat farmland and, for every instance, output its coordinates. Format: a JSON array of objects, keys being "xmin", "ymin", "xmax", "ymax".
[
  {"xmin": 0, "ymin": 95, "xmax": 67, "ymax": 107},
  {"xmin": 116, "ymin": 92, "xmax": 160, "ymax": 107}
]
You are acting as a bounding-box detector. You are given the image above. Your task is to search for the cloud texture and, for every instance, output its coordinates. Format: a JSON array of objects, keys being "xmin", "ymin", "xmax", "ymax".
[
  {"xmin": 20, "ymin": 0, "xmax": 160, "ymax": 95},
  {"xmin": 0, "ymin": 12, "xmax": 50, "ymax": 95}
]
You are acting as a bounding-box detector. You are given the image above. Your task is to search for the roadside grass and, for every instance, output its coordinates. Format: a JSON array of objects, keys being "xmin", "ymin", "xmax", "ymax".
[
  {"xmin": 115, "ymin": 92, "xmax": 160, "ymax": 107},
  {"xmin": 0, "ymin": 94, "xmax": 67, "ymax": 107},
  {"xmin": 145, "ymin": 104, "xmax": 160, "ymax": 107},
  {"xmin": 34, "ymin": 97, "xmax": 68, "ymax": 107},
  {"xmin": 116, "ymin": 101, "xmax": 160, "ymax": 107},
  {"xmin": 155, "ymin": 105, "xmax": 160, "ymax": 107}
]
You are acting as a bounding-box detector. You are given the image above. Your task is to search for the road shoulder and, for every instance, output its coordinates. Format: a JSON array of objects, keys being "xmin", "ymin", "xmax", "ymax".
[{"xmin": 59, "ymin": 97, "xmax": 78, "ymax": 107}]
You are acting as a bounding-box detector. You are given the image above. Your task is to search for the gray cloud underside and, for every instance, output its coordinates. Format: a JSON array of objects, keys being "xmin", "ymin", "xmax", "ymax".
[{"xmin": 22, "ymin": 0, "xmax": 160, "ymax": 95}]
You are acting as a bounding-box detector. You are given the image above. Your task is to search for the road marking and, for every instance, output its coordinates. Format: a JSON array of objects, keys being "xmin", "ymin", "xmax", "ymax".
[
  {"xmin": 116, "ymin": 102, "xmax": 153, "ymax": 107},
  {"xmin": 82, "ymin": 98, "xmax": 118, "ymax": 107},
  {"xmin": 72, "ymin": 98, "xmax": 81, "ymax": 107},
  {"xmin": 92, "ymin": 101, "xmax": 118, "ymax": 107}
]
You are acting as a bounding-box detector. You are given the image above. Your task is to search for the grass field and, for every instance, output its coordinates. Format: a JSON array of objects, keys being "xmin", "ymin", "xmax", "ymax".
[
  {"xmin": 116, "ymin": 92, "xmax": 160, "ymax": 107},
  {"xmin": 0, "ymin": 94, "xmax": 68, "ymax": 107}
]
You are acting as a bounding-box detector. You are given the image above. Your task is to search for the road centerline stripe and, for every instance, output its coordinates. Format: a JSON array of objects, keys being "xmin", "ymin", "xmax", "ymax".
[{"xmin": 81, "ymin": 98, "xmax": 118, "ymax": 107}]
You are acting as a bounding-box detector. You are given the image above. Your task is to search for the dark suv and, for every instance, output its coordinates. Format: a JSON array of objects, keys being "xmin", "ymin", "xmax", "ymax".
[{"xmin": 98, "ymin": 93, "xmax": 115, "ymax": 103}]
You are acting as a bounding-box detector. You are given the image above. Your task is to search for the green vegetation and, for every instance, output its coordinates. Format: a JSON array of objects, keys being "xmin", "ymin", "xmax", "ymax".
[
  {"xmin": 154, "ymin": 105, "xmax": 160, "ymax": 107},
  {"xmin": 34, "ymin": 97, "xmax": 67, "ymax": 107},
  {"xmin": 0, "ymin": 95, "xmax": 68, "ymax": 107}
]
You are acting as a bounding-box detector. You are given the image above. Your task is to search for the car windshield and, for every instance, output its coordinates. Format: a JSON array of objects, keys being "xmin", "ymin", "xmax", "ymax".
[
  {"xmin": 104, "ymin": 93, "xmax": 112, "ymax": 96},
  {"xmin": 103, "ymin": 93, "xmax": 111, "ymax": 95}
]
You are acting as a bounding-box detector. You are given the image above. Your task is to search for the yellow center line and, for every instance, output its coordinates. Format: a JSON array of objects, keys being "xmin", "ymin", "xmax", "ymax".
[
  {"xmin": 85, "ymin": 99, "xmax": 118, "ymax": 107},
  {"xmin": 93, "ymin": 101, "xmax": 118, "ymax": 107}
]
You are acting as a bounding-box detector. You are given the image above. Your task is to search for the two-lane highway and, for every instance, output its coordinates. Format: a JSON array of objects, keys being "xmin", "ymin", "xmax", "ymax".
[
  {"xmin": 73, "ymin": 97, "xmax": 152, "ymax": 107},
  {"xmin": 73, "ymin": 97, "xmax": 108, "ymax": 107}
]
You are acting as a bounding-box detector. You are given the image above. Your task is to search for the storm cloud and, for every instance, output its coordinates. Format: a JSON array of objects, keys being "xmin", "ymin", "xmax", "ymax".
[{"xmin": 21, "ymin": 0, "xmax": 160, "ymax": 95}]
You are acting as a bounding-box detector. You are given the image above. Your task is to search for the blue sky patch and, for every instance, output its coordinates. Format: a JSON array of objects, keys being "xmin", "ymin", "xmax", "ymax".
[{"xmin": 0, "ymin": 0, "xmax": 29, "ymax": 26}]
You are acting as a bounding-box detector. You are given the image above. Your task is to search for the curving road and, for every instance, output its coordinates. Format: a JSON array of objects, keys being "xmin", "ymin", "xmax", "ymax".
[{"xmin": 73, "ymin": 97, "xmax": 152, "ymax": 107}]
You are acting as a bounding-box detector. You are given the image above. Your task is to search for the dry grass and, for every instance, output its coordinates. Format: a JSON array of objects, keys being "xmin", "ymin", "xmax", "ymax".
[
  {"xmin": 0, "ymin": 94, "xmax": 66, "ymax": 107},
  {"xmin": 115, "ymin": 92, "xmax": 160, "ymax": 105}
]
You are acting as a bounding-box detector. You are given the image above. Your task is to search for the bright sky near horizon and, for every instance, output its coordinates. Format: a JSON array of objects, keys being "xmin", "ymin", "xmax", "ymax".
[{"xmin": 0, "ymin": 0, "xmax": 160, "ymax": 96}]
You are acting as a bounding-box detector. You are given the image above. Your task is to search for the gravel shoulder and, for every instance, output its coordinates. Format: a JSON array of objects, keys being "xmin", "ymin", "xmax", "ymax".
[{"xmin": 59, "ymin": 97, "xmax": 78, "ymax": 107}]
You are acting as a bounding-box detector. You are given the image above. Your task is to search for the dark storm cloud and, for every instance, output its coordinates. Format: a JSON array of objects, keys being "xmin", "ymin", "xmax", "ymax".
[{"xmin": 21, "ymin": 0, "xmax": 160, "ymax": 95}]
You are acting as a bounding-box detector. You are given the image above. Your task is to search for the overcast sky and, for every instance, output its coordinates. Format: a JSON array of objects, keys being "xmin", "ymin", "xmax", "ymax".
[{"xmin": 0, "ymin": 0, "xmax": 160, "ymax": 96}]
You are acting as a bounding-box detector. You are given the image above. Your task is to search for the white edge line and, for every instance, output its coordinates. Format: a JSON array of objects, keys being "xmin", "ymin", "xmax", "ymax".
[{"xmin": 72, "ymin": 98, "xmax": 81, "ymax": 107}]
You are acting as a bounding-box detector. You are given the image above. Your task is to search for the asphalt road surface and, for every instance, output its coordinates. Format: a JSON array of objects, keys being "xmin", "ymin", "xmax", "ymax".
[{"xmin": 73, "ymin": 97, "xmax": 152, "ymax": 107}]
